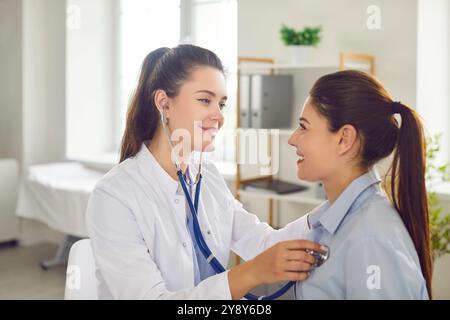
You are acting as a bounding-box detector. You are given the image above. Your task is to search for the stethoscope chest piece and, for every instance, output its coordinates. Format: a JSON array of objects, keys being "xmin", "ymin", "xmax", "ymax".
[{"xmin": 305, "ymin": 245, "xmax": 330, "ymax": 268}]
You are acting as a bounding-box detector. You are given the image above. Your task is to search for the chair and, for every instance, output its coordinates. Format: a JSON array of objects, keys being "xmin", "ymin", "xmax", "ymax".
[{"xmin": 64, "ymin": 239, "xmax": 98, "ymax": 300}]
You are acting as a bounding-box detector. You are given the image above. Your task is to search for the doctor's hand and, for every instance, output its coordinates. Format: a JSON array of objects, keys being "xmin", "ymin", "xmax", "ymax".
[
  {"xmin": 249, "ymin": 239, "xmax": 323, "ymax": 284},
  {"xmin": 228, "ymin": 239, "xmax": 324, "ymax": 299}
]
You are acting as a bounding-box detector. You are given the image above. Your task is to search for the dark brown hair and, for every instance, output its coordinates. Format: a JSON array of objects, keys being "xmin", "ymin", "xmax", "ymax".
[
  {"xmin": 120, "ymin": 44, "xmax": 224, "ymax": 162},
  {"xmin": 310, "ymin": 70, "xmax": 433, "ymax": 298}
]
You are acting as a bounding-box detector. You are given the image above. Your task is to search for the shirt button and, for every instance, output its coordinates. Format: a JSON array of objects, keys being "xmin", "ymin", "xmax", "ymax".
[{"xmin": 174, "ymin": 199, "xmax": 180, "ymax": 204}]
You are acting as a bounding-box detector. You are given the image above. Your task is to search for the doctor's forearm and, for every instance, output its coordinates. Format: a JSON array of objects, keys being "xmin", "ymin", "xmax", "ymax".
[{"xmin": 228, "ymin": 260, "xmax": 260, "ymax": 300}]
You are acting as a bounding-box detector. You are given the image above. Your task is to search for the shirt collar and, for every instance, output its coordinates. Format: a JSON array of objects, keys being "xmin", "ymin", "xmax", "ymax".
[{"xmin": 308, "ymin": 169, "xmax": 381, "ymax": 235}]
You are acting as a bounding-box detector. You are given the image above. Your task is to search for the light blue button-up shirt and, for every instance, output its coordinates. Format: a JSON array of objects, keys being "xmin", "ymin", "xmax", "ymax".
[{"xmin": 295, "ymin": 170, "xmax": 429, "ymax": 300}]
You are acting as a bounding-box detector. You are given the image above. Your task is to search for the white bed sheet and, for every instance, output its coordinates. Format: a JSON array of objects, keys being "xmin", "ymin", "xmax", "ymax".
[{"xmin": 15, "ymin": 162, "xmax": 105, "ymax": 237}]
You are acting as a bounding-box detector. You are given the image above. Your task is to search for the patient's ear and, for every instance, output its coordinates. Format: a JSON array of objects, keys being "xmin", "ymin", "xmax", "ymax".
[{"xmin": 337, "ymin": 124, "xmax": 358, "ymax": 156}]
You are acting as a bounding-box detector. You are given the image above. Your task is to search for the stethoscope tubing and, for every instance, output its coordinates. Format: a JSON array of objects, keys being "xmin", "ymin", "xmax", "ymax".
[{"xmin": 177, "ymin": 170, "xmax": 295, "ymax": 300}]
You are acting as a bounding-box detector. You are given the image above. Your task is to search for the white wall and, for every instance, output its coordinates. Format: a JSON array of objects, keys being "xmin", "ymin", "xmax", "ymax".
[
  {"xmin": 417, "ymin": 0, "xmax": 450, "ymax": 164},
  {"xmin": 1, "ymin": 0, "xmax": 67, "ymax": 169},
  {"xmin": 22, "ymin": 0, "xmax": 66, "ymax": 169},
  {"xmin": 417, "ymin": 1, "xmax": 450, "ymax": 299},
  {"xmin": 66, "ymin": 0, "xmax": 115, "ymax": 159},
  {"xmin": 1, "ymin": 0, "xmax": 116, "ymax": 167},
  {"xmin": 0, "ymin": 0, "xmax": 23, "ymax": 162},
  {"xmin": 239, "ymin": 0, "xmax": 418, "ymax": 106}
]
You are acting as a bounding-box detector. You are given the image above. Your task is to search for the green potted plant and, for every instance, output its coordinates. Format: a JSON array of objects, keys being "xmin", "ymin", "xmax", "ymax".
[{"xmin": 280, "ymin": 24, "xmax": 322, "ymax": 64}]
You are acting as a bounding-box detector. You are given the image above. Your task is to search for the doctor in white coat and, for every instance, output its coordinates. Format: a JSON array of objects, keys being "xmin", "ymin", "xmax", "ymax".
[{"xmin": 86, "ymin": 44, "xmax": 325, "ymax": 300}]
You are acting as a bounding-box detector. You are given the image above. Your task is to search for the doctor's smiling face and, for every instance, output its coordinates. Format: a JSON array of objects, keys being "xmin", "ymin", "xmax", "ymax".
[
  {"xmin": 120, "ymin": 45, "xmax": 226, "ymax": 164},
  {"xmin": 288, "ymin": 96, "xmax": 361, "ymax": 182},
  {"xmin": 154, "ymin": 66, "xmax": 227, "ymax": 153}
]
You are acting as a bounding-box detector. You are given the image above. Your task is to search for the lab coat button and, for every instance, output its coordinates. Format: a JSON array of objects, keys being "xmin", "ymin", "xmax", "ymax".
[
  {"xmin": 174, "ymin": 199, "xmax": 180, "ymax": 204},
  {"xmin": 182, "ymin": 242, "xmax": 187, "ymax": 248},
  {"xmin": 207, "ymin": 230, "xmax": 211, "ymax": 235}
]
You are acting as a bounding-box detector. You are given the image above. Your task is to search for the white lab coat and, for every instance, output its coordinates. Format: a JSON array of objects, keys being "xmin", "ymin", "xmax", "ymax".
[{"xmin": 86, "ymin": 143, "xmax": 310, "ymax": 299}]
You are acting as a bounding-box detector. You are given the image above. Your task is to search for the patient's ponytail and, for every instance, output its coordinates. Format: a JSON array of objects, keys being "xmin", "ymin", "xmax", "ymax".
[
  {"xmin": 120, "ymin": 45, "xmax": 224, "ymax": 162},
  {"xmin": 390, "ymin": 102, "xmax": 433, "ymax": 298},
  {"xmin": 310, "ymin": 70, "xmax": 433, "ymax": 298}
]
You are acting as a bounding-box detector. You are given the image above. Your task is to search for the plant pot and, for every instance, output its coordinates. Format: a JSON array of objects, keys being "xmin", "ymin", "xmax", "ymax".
[{"xmin": 288, "ymin": 45, "xmax": 316, "ymax": 64}]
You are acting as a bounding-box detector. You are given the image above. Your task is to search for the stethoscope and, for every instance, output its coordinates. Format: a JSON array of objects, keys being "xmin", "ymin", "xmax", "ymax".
[{"xmin": 160, "ymin": 111, "xmax": 329, "ymax": 300}]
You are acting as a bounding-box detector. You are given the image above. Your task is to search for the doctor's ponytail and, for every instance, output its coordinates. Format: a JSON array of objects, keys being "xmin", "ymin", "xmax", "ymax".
[
  {"xmin": 120, "ymin": 45, "xmax": 224, "ymax": 162},
  {"xmin": 309, "ymin": 70, "xmax": 433, "ymax": 298}
]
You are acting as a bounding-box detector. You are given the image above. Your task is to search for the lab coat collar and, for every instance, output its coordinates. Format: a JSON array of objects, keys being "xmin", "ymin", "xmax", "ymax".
[
  {"xmin": 308, "ymin": 169, "xmax": 381, "ymax": 235},
  {"xmin": 136, "ymin": 142, "xmax": 180, "ymax": 195},
  {"xmin": 135, "ymin": 142, "xmax": 202, "ymax": 196}
]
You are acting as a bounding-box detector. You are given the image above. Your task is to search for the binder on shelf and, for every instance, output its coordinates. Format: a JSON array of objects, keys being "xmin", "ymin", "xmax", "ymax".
[
  {"xmin": 242, "ymin": 179, "xmax": 308, "ymax": 195},
  {"xmin": 250, "ymin": 74, "xmax": 293, "ymax": 129},
  {"xmin": 239, "ymin": 75, "xmax": 251, "ymax": 128},
  {"xmin": 239, "ymin": 74, "xmax": 293, "ymax": 129}
]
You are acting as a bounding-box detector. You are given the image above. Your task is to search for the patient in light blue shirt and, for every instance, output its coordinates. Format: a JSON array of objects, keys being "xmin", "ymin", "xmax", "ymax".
[
  {"xmin": 294, "ymin": 170, "xmax": 428, "ymax": 299},
  {"xmin": 288, "ymin": 70, "xmax": 432, "ymax": 299}
]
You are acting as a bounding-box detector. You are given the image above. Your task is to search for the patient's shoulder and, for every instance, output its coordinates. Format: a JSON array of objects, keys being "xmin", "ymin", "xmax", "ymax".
[{"xmin": 345, "ymin": 191, "xmax": 409, "ymax": 241}]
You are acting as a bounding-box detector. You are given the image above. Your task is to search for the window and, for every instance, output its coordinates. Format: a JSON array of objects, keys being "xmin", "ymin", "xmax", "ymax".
[{"xmin": 116, "ymin": 0, "xmax": 181, "ymax": 150}]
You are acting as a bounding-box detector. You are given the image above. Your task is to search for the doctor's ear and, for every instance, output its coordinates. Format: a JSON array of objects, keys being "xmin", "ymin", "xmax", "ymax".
[
  {"xmin": 336, "ymin": 124, "xmax": 358, "ymax": 156},
  {"xmin": 154, "ymin": 89, "xmax": 171, "ymax": 114}
]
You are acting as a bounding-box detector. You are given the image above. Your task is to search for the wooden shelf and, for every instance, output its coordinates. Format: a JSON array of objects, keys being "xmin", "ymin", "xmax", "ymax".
[{"xmin": 238, "ymin": 63, "xmax": 339, "ymax": 71}]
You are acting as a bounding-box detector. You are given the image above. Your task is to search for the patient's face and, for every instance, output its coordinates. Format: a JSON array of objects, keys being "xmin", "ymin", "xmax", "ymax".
[
  {"xmin": 167, "ymin": 66, "xmax": 227, "ymax": 153},
  {"xmin": 288, "ymin": 97, "xmax": 340, "ymax": 181}
]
